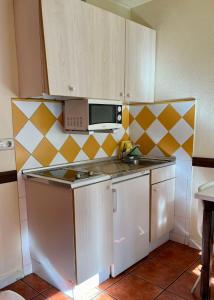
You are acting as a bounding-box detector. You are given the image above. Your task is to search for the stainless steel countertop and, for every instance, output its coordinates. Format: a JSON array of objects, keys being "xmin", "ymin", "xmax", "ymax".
[{"xmin": 69, "ymin": 156, "xmax": 176, "ymax": 179}]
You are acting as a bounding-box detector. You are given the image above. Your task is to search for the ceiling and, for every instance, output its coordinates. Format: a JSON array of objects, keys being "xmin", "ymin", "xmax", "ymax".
[{"xmin": 110, "ymin": 0, "xmax": 152, "ymax": 9}]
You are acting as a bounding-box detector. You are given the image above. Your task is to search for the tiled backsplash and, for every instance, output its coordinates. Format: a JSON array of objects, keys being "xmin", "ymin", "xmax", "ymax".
[
  {"xmin": 12, "ymin": 100, "xmax": 130, "ymax": 171},
  {"xmin": 12, "ymin": 99, "xmax": 195, "ymax": 171},
  {"xmin": 129, "ymin": 100, "xmax": 195, "ymax": 159}
]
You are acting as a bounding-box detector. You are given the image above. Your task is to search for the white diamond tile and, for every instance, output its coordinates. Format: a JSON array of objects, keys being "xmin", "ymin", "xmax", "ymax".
[
  {"xmin": 174, "ymin": 147, "xmax": 192, "ymax": 160},
  {"xmin": 93, "ymin": 133, "xmax": 109, "ymax": 145},
  {"xmin": 113, "ymin": 128, "xmax": 126, "ymax": 142},
  {"xmin": 75, "ymin": 150, "xmax": 89, "ymax": 162},
  {"xmin": 14, "ymin": 101, "xmax": 41, "ymax": 118},
  {"xmin": 170, "ymin": 119, "xmax": 193, "ymax": 144},
  {"xmin": 147, "ymin": 120, "xmax": 168, "ymax": 144},
  {"xmin": 71, "ymin": 134, "xmax": 89, "ymax": 148},
  {"xmin": 16, "ymin": 121, "xmax": 43, "ymax": 153},
  {"xmin": 95, "ymin": 148, "xmax": 108, "ymax": 159},
  {"xmin": 22, "ymin": 156, "xmax": 42, "ymax": 170},
  {"xmin": 46, "ymin": 121, "xmax": 68, "ymax": 150},
  {"xmin": 129, "ymin": 105, "xmax": 144, "ymax": 118},
  {"xmin": 147, "ymin": 104, "xmax": 167, "ymax": 117},
  {"xmin": 44, "ymin": 102, "xmax": 62, "ymax": 118},
  {"xmin": 129, "ymin": 120, "xmax": 144, "ymax": 143},
  {"xmin": 171, "ymin": 101, "xmax": 194, "ymax": 116},
  {"xmin": 50, "ymin": 153, "xmax": 68, "ymax": 166},
  {"xmin": 148, "ymin": 145, "xmax": 164, "ymax": 157}
]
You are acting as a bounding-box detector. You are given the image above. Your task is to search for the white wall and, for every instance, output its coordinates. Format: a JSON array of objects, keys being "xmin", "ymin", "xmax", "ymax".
[
  {"xmin": 132, "ymin": 0, "xmax": 214, "ymax": 246},
  {"xmin": 0, "ymin": 0, "xmax": 18, "ymax": 171},
  {"xmin": 0, "ymin": 0, "xmax": 23, "ymax": 286}
]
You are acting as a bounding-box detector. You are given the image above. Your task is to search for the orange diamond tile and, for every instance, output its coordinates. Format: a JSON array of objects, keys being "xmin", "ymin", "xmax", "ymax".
[
  {"xmin": 58, "ymin": 112, "xmax": 63, "ymax": 125},
  {"xmin": 136, "ymin": 107, "xmax": 156, "ymax": 130},
  {"xmin": 122, "ymin": 106, "xmax": 130, "ymax": 130},
  {"xmin": 158, "ymin": 105, "xmax": 181, "ymax": 130},
  {"xmin": 136, "ymin": 133, "xmax": 155, "ymax": 155},
  {"xmin": 60, "ymin": 136, "xmax": 81, "ymax": 162},
  {"xmin": 15, "ymin": 141, "xmax": 30, "ymax": 171},
  {"xmin": 12, "ymin": 103, "xmax": 28, "ymax": 136},
  {"xmin": 33, "ymin": 138, "xmax": 57, "ymax": 166},
  {"xmin": 102, "ymin": 134, "xmax": 118, "ymax": 157},
  {"xmin": 158, "ymin": 133, "xmax": 180, "ymax": 156},
  {"xmin": 182, "ymin": 135, "xmax": 194, "ymax": 157},
  {"xmin": 129, "ymin": 112, "xmax": 134, "ymax": 125},
  {"xmin": 183, "ymin": 105, "xmax": 195, "ymax": 129},
  {"xmin": 31, "ymin": 103, "xmax": 56, "ymax": 134},
  {"xmin": 82, "ymin": 136, "xmax": 100, "ymax": 159},
  {"xmin": 120, "ymin": 132, "xmax": 129, "ymax": 143}
]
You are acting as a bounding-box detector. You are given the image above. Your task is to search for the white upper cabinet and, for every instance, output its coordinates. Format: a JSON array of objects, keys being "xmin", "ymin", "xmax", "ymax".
[
  {"xmin": 41, "ymin": 0, "xmax": 125, "ymax": 100},
  {"xmin": 14, "ymin": 0, "xmax": 125, "ymax": 100},
  {"xmin": 125, "ymin": 20, "xmax": 156, "ymax": 103}
]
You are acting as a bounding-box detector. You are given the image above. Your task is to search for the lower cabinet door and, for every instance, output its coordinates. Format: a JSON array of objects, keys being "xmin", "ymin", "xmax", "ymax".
[
  {"xmin": 112, "ymin": 175, "xmax": 150, "ymax": 277},
  {"xmin": 150, "ymin": 178, "xmax": 175, "ymax": 242},
  {"xmin": 74, "ymin": 180, "xmax": 113, "ymax": 284}
]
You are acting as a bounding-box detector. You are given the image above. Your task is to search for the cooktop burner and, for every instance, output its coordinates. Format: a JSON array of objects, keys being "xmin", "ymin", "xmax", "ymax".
[{"xmin": 36, "ymin": 167, "xmax": 98, "ymax": 182}]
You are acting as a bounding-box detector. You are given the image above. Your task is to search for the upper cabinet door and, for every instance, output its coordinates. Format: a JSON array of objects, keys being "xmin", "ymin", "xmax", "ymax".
[
  {"xmin": 41, "ymin": 0, "xmax": 125, "ymax": 100},
  {"xmin": 125, "ymin": 20, "xmax": 156, "ymax": 103}
]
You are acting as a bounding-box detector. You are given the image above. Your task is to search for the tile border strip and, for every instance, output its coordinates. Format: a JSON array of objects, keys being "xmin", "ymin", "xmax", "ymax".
[
  {"xmin": 0, "ymin": 170, "xmax": 17, "ymax": 184},
  {"xmin": 192, "ymin": 157, "xmax": 214, "ymax": 168}
]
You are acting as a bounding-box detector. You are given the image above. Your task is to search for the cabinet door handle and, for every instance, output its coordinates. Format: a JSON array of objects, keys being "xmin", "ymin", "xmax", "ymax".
[
  {"xmin": 153, "ymin": 188, "xmax": 159, "ymax": 192},
  {"xmin": 126, "ymin": 93, "xmax": 130, "ymax": 98},
  {"xmin": 68, "ymin": 85, "xmax": 75, "ymax": 92},
  {"xmin": 120, "ymin": 92, "xmax": 123, "ymax": 97},
  {"xmin": 112, "ymin": 188, "xmax": 117, "ymax": 213}
]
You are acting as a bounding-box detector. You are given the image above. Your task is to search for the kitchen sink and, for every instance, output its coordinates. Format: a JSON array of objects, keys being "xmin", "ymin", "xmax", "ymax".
[{"xmin": 121, "ymin": 156, "xmax": 171, "ymax": 166}]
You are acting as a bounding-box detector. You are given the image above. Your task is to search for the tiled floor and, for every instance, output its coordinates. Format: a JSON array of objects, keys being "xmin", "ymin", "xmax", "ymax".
[{"xmin": 2, "ymin": 241, "xmax": 212, "ymax": 300}]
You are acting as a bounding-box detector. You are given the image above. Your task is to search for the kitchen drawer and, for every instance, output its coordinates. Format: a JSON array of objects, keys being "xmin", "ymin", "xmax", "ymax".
[{"xmin": 151, "ymin": 165, "xmax": 175, "ymax": 184}]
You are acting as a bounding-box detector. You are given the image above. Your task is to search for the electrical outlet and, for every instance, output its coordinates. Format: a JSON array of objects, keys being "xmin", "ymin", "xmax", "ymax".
[{"xmin": 0, "ymin": 138, "xmax": 14, "ymax": 150}]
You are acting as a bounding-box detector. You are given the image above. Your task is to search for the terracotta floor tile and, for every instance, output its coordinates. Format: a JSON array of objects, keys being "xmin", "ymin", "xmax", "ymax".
[
  {"xmin": 22, "ymin": 273, "xmax": 52, "ymax": 293},
  {"xmin": 4, "ymin": 280, "xmax": 39, "ymax": 300},
  {"xmin": 167, "ymin": 272, "xmax": 202, "ymax": 300},
  {"xmin": 93, "ymin": 292, "xmax": 115, "ymax": 300},
  {"xmin": 42, "ymin": 287, "xmax": 72, "ymax": 299},
  {"xmin": 156, "ymin": 291, "xmax": 185, "ymax": 300},
  {"xmin": 106, "ymin": 274, "xmax": 162, "ymax": 300},
  {"xmin": 131, "ymin": 256, "xmax": 184, "ymax": 289},
  {"xmin": 157, "ymin": 243, "xmax": 200, "ymax": 271},
  {"xmin": 148, "ymin": 241, "xmax": 175, "ymax": 259},
  {"xmin": 32, "ymin": 296, "xmax": 46, "ymax": 300}
]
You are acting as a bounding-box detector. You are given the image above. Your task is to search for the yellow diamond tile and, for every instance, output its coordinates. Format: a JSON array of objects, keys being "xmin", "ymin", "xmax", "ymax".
[
  {"xmin": 158, "ymin": 133, "xmax": 180, "ymax": 156},
  {"xmin": 102, "ymin": 134, "xmax": 118, "ymax": 157},
  {"xmin": 60, "ymin": 136, "xmax": 81, "ymax": 162},
  {"xmin": 182, "ymin": 135, "xmax": 194, "ymax": 157},
  {"xmin": 183, "ymin": 105, "xmax": 195, "ymax": 129},
  {"xmin": 158, "ymin": 105, "xmax": 181, "ymax": 130},
  {"xmin": 120, "ymin": 132, "xmax": 129, "ymax": 143},
  {"xmin": 58, "ymin": 112, "xmax": 63, "ymax": 125},
  {"xmin": 33, "ymin": 138, "xmax": 57, "ymax": 166},
  {"xmin": 135, "ymin": 107, "xmax": 156, "ymax": 130},
  {"xmin": 129, "ymin": 112, "xmax": 134, "ymax": 126},
  {"xmin": 15, "ymin": 141, "xmax": 30, "ymax": 171},
  {"xmin": 136, "ymin": 133, "xmax": 155, "ymax": 155},
  {"xmin": 12, "ymin": 103, "xmax": 28, "ymax": 136},
  {"xmin": 82, "ymin": 136, "xmax": 100, "ymax": 160},
  {"xmin": 122, "ymin": 106, "xmax": 130, "ymax": 130},
  {"xmin": 31, "ymin": 103, "xmax": 56, "ymax": 134}
]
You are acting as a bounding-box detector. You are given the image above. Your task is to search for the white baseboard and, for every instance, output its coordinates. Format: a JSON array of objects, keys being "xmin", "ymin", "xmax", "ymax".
[{"xmin": 0, "ymin": 270, "xmax": 23, "ymax": 289}]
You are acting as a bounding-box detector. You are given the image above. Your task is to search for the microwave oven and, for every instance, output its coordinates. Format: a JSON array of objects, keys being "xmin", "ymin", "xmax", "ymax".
[{"xmin": 63, "ymin": 99, "xmax": 123, "ymax": 132}]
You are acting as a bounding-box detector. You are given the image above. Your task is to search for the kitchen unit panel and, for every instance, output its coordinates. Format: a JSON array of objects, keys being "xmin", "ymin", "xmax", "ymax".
[
  {"xmin": 125, "ymin": 20, "xmax": 156, "ymax": 103},
  {"xmin": 112, "ymin": 174, "xmax": 150, "ymax": 277},
  {"xmin": 14, "ymin": 0, "xmax": 125, "ymax": 100},
  {"xmin": 74, "ymin": 180, "xmax": 113, "ymax": 283},
  {"xmin": 150, "ymin": 178, "xmax": 175, "ymax": 242},
  {"xmin": 0, "ymin": 182, "xmax": 22, "ymax": 287}
]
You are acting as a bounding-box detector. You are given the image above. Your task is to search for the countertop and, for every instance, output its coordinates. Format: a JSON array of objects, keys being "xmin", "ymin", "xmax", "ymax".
[
  {"xmin": 195, "ymin": 182, "xmax": 214, "ymax": 202},
  {"xmin": 71, "ymin": 157, "xmax": 176, "ymax": 179}
]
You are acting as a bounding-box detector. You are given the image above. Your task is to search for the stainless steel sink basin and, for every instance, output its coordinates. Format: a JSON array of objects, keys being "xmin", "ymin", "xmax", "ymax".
[{"xmin": 121, "ymin": 156, "xmax": 170, "ymax": 166}]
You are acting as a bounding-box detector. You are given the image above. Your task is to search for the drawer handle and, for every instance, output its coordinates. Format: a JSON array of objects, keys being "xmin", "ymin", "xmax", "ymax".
[{"xmin": 112, "ymin": 188, "xmax": 117, "ymax": 213}]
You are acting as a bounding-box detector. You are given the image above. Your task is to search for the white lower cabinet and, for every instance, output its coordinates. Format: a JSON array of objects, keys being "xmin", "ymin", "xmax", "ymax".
[
  {"xmin": 150, "ymin": 170, "xmax": 175, "ymax": 243},
  {"xmin": 111, "ymin": 174, "xmax": 150, "ymax": 277}
]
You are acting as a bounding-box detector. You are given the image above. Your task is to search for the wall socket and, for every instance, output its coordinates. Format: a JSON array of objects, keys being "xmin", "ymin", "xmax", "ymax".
[{"xmin": 0, "ymin": 138, "xmax": 14, "ymax": 151}]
